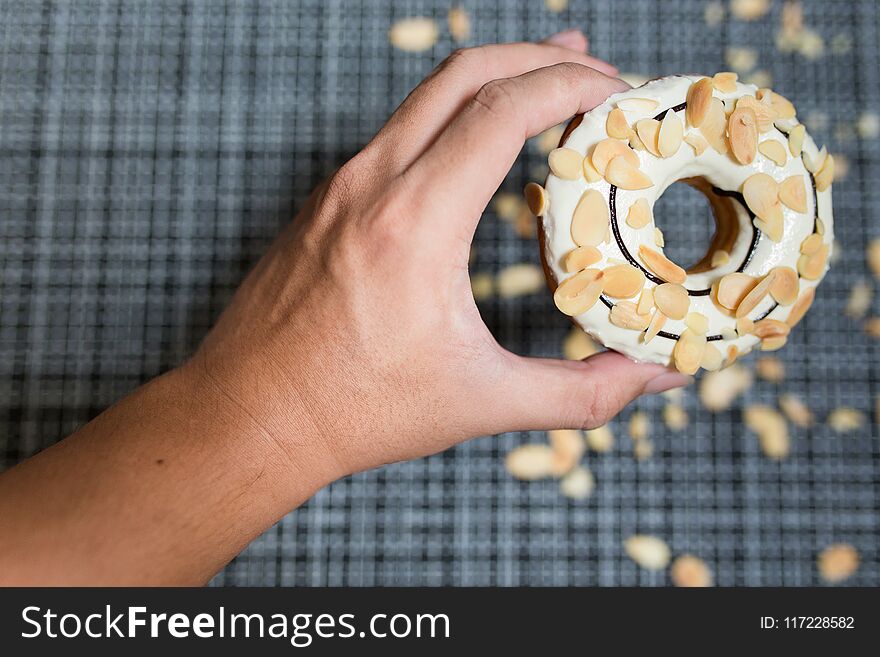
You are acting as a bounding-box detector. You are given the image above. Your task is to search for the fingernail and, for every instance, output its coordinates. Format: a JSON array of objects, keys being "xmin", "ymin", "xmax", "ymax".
[
  {"xmin": 643, "ymin": 371, "xmax": 693, "ymax": 395},
  {"xmin": 544, "ymin": 28, "xmax": 586, "ymax": 50}
]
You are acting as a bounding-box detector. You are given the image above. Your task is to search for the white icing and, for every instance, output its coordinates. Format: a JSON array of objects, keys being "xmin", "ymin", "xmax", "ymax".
[{"xmin": 543, "ymin": 75, "xmax": 833, "ymax": 366}]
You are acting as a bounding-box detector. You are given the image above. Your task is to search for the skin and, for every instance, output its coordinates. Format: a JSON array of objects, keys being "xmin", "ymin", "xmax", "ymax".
[{"xmin": 0, "ymin": 30, "xmax": 690, "ymax": 585}]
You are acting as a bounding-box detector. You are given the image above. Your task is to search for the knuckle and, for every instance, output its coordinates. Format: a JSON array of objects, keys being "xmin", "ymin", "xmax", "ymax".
[
  {"xmin": 472, "ymin": 78, "xmax": 517, "ymax": 119},
  {"xmin": 440, "ymin": 45, "xmax": 486, "ymax": 75}
]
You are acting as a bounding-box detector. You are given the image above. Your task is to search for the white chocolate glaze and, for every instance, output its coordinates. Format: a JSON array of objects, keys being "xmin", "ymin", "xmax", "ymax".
[{"xmin": 541, "ymin": 75, "xmax": 833, "ymax": 367}]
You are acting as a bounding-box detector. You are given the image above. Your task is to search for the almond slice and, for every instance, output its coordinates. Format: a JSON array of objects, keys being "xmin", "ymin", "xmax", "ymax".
[
  {"xmin": 700, "ymin": 344, "xmax": 723, "ymax": 371},
  {"xmin": 553, "ymin": 269, "xmax": 604, "ymax": 316},
  {"xmin": 591, "ymin": 138, "xmax": 639, "ymax": 175},
  {"xmin": 736, "ymin": 270, "xmax": 777, "ymax": 318},
  {"xmin": 788, "ymin": 123, "xmax": 806, "ymax": 156},
  {"xmin": 505, "ymin": 444, "xmax": 555, "ymax": 480},
  {"xmin": 643, "ymin": 310, "xmax": 666, "ymax": 343},
  {"xmin": 745, "ymin": 405, "xmax": 789, "ymax": 460},
  {"xmin": 753, "ymin": 318, "xmax": 791, "ymax": 340},
  {"xmin": 786, "ymin": 286, "xmax": 815, "ymax": 327},
  {"xmin": 717, "ymin": 273, "xmax": 758, "ymax": 310},
  {"xmin": 711, "ymin": 249, "xmax": 730, "ymax": 267},
  {"xmin": 742, "ymin": 173, "xmax": 783, "ymax": 224},
  {"xmin": 803, "ymin": 145, "xmax": 827, "ymax": 173},
  {"xmin": 797, "ymin": 243, "xmax": 829, "ymax": 280},
  {"xmin": 571, "ymin": 189, "xmax": 609, "ymax": 246},
  {"xmin": 582, "ymin": 156, "xmax": 602, "ymax": 182},
  {"xmin": 654, "ymin": 227, "xmax": 665, "ymax": 247},
  {"xmin": 617, "ymin": 97, "xmax": 659, "ymax": 114},
  {"xmin": 658, "ymin": 111, "xmax": 683, "ymax": 157},
  {"xmin": 388, "ymin": 17, "xmax": 439, "ymax": 52},
  {"xmin": 635, "ymin": 119, "xmax": 662, "ymax": 157},
  {"xmin": 736, "ymin": 316, "xmax": 755, "ymax": 336},
  {"xmin": 563, "ymin": 245, "xmax": 602, "ymax": 272},
  {"xmin": 815, "ymin": 153, "xmax": 834, "ymax": 192},
  {"xmin": 754, "ymin": 215, "xmax": 784, "ymax": 243},
  {"xmin": 779, "ymin": 175, "xmax": 807, "ymax": 212},
  {"xmin": 801, "ymin": 233, "xmax": 823, "ymax": 255},
  {"xmin": 736, "ymin": 94, "xmax": 777, "ymax": 133},
  {"xmin": 523, "ymin": 182, "xmax": 547, "ymax": 215},
  {"xmin": 673, "ymin": 328, "xmax": 707, "ymax": 375},
  {"xmin": 624, "ymin": 535, "xmax": 670, "ymax": 570},
  {"xmin": 653, "ymin": 283, "xmax": 689, "ymax": 319},
  {"xmin": 602, "ymin": 263, "xmax": 646, "ymax": 298},
  {"xmin": 637, "ymin": 286, "xmax": 654, "ymax": 315},
  {"xmin": 683, "ymin": 132, "xmax": 709, "ymax": 155},
  {"xmin": 699, "ymin": 97, "xmax": 729, "ymax": 153},
  {"xmin": 758, "ymin": 140, "xmax": 788, "ymax": 166},
  {"xmin": 639, "ymin": 245, "xmax": 686, "ymax": 284},
  {"xmin": 769, "ymin": 266, "xmax": 799, "ymax": 305},
  {"xmin": 779, "ymin": 393, "xmax": 814, "ymax": 427},
  {"xmin": 685, "ymin": 78, "xmax": 714, "ymax": 128},
  {"xmin": 626, "ymin": 198, "xmax": 652, "ymax": 229},
  {"xmin": 671, "ymin": 554, "xmax": 713, "ymax": 588},
  {"xmin": 606, "ymin": 108, "xmax": 633, "ymax": 139},
  {"xmin": 628, "ymin": 130, "xmax": 647, "ymax": 151},
  {"xmin": 548, "ymin": 147, "xmax": 583, "ymax": 180},
  {"xmin": 686, "ymin": 312, "xmax": 709, "ymax": 335},
  {"xmin": 728, "ymin": 106, "xmax": 759, "ymax": 164},
  {"xmin": 757, "ymin": 88, "xmax": 797, "ymax": 120},
  {"xmin": 605, "ymin": 156, "xmax": 653, "ymax": 190},
  {"xmin": 712, "ymin": 71, "xmax": 738, "ymax": 93},
  {"xmin": 610, "ymin": 300, "xmax": 651, "ymax": 330}
]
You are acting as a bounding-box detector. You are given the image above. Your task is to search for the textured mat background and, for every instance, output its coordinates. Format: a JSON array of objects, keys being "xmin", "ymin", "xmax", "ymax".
[{"xmin": 1, "ymin": 0, "xmax": 878, "ymax": 586}]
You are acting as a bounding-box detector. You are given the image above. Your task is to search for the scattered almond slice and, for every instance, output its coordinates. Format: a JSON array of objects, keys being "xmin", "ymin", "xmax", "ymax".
[
  {"xmin": 663, "ymin": 403, "xmax": 688, "ymax": 430},
  {"xmin": 757, "ymin": 88, "xmax": 797, "ymax": 120},
  {"xmin": 724, "ymin": 46, "xmax": 758, "ymax": 74},
  {"xmin": 603, "ymin": 264, "xmax": 646, "ymax": 299},
  {"xmin": 779, "ymin": 393, "xmax": 814, "ymax": 427},
  {"xmin": 736, "ymin": 271, "xmax": 777, "ymax": 318},
  {"xmin": 700, "ymin": 98, "xmax": 730, "ymax": 153},
  {"xmin": 617, "ymin": 97, "xmax": 659, "ymax": 114},
  {"xmin": 643, "ymin": 310, "xmax": 667, "ymax": 343},
  {"xmin": 700, "ymin": 364, "xmax": 752, "ymax": 411},
  {"xmin": 797, "ymin": 243, "xmax": 829, "ymax": 280},
  {"xmin": 717, "ymin": 273, "xmax": 758, "ymax": 310},
  {"xmin": 505, "ymin": 444, "xmax": 554, "ymax": 480},
  {"xmin": 712, "ymin": 71, "xmax": 739, "ymax": 92},
  {"xmin": 788, "ymin": 124, "xmax": 806, "ymax": 156},
  {"xmin": 571, "ymin": 189, "xmax": 609, "ymax": 246},
  {"xmin": 624, "ymin": 535, "xmax": 670, "ymax": 570},
  {"xmin": 606, "ymin": 108, "xmax": 633, "ymax": 139},
  {"xmin": 388, "ymin": 17, "xmax": 439, "ymax": 52},
  {"xmin": 731, "ymin": 0, "xmax": 770, "ymax": 21},
  {"xmin": 864, "ymin": 317, "xmax": 880, "ymax": 338},
  {"xmin": 868, "ymin": 239, "xmax": 880, "ymax": 278},
  {"xmin": 447, "ymin": 6, "xmax": 471, "ymax": 42},
  {"xmin": 758, "ymin": 140, "xmax": 788, "ymax": 166},
  {"xmin": 671, "ymin": 554, "xmax": 713, "ymax": 587},
  {"xmin": 636, "ymin": 119, "xmax": 662, "ymax": 157},
  {"xmin": 629, "ymin": 410, "xmax": 650, "ymax": 442},
  {"xmin": 591, "ymin": 138, "xmax": 639, "ymax": 175},
  {"xmin": 769, "ymin": 266, "xmax": 799, "ymax": 305},
  {"xmin": 605, "ymin": 156, "xmax": 653, "ymax": 190},
  {"xmin": 700, "ymin": 344, "xmax": 723, "ymax": 371},
  {"xmin": 626, "ymin": 198, "xmax": 652, "ymax": 229},
  {"xmin": 760, "ymin": 336, "xmax": 788, "ymax": 351},
  {"xmin": 563, "ymin": 245, "xmax": 602, "ymax": 273},
  {"xmin": 742, "ymin": 173, "xmax": 783, "ymax": 226},
  {"xmin": 704, "ymin": 0, "xmax": 724, "ymax": 26},
  {"xmin": 586, "ymin": 424, "xmax": 614, "ymax": 452},
  {"xmin": 497, "ymin": 263, "xmax": 544, "ymax": 298},
  {"xmin": 803, "ymin": 145, "xmax": 827, "ymax": 173},
  {"xmin": 548, "ymin": 429, "xmax": 586, "ymax": 476},
  {"xmin": 633, "ymin": 438, "xmax": 653, "ymax": 460},
  {"xmin": 523, "ymin": 182, "xmax": 547, "ymax": 216},
  {"xmin": 637, "ymin": 287, "xmax": 654, "ymax": 315},
  {"xmin": 725, "ymin": 344, "xmax": 740, "ymax": 366},
  {"xmin": 728, "ymin": 106, "xmax": 759, "ymax": 164},
  {"xmin": 563, "ymin": 327, "xmax": 600, "ymax": 360},
  {"xmin": 470, "ymin": 272, "xmax": 494, "ymax": 301},
  {"xmin": 745, "ymin": 405, "xmax": 790, "ymax": 459},
  {"xmin": 815, "ymin": 153, "xmax": 835, "ymax": 192},
  {"xmin": 753, "ymin": 319, "xmax": 791, "ymax": 340},
  {"xmin": 683, "ymin": 132, "xmax": 709, "ymax": 155},
  {"xmin": 801, "ymin": 233, "xmax": 823, "ymax": 256},
  {"xmin": 756, "ymin": 356, "xmax": 785, "ymax": 382},
  {"xmin": 559, "ymin": 466, "xmax": 595, "ymax": 500},
  {"xmin": 754, "ymin": 215, "xmax": 783, "ymax": 243},
  {"xmin": 639, "ymin": 245, "xmax": 686, "ymax": 284},
  {"xmin": 779, "ymin": 175, "xmax": 807, "ymax": 212},
  {"xmin": 685, "ymin": 78, "xmax": 714, "ymax": 128},
  {"xmin": 736, "ymin": 94, "xmax": 777, "ymax": 133},
  {"xmin": 827, "ymin": 407, "xmax": 866, "ymax": 433},
  {"xmin": 845, "ymin": 281, "xmax": 872, "ymax": 319},
  {"xmin": 654, "ymin": 227, "xmax": 665, "ymax": 247},
  {"xmin": 673, "ymin": 329, "xmax": 707, "ymax": 375},
  {"xmin": 711, "ymin": 249, "xmax": 730, "ymax": 267},
  {"xmin": 685, "ymin": 312, "xmax": 709, "ymax": 334},
  {"xmin": 653, "ymin": 283, "xmax": 689, "ymax": 320},
  {"xmin": 786, "ymin": 286, "xmax": 815, "ymax": 327},
  {"xmin": 736, "ymin": 316, "xmax": 755, "ymax": 336},
  {"xmin": 818, "ymin": 544, "xmax": 859, "ymax": 583},
  {"xmin": 611, "ymin": 300, "xmax": 651, "ymax": 330},
  {"xmin": 554, "ymin": 269, "xmax": 604, "ymax": 316},
  {"xmin": 548, "ymin": 147, "xmax": 584, "ymax": 180},
  {"xmin": 658, "ymin": 111, "xmax": 683, "ymax": 157}
]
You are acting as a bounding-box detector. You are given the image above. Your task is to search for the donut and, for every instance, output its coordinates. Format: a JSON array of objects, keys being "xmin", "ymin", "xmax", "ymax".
[{"xmin": 526, "ymin": 74, "xmax": 834, "ymax": 375}]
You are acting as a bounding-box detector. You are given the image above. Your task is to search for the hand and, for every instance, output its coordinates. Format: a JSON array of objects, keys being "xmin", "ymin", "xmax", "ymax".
[{"xmin": 192, "ymin": 32, "xmax": 691, "ymax": 482}]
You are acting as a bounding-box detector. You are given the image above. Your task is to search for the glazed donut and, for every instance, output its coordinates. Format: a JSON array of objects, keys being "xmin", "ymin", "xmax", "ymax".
[{"xmin": 526, "ymin": 74, "xmax": 834, "ymax": 375}]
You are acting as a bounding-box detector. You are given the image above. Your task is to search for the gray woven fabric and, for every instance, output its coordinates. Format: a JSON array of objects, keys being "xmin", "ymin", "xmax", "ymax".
[{"xmin": 0, "ymin": 0, "xmax": 878, "ymax": 586}]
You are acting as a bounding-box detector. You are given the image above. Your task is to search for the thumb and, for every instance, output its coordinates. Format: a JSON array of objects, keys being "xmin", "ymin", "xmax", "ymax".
[{"xmin": 485, "ymin": 350, "xmax": 691, "ymax": 433}]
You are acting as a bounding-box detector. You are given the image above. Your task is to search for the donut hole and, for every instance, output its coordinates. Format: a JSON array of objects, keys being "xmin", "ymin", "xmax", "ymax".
[{"xmin": 651, "ymin": 177, "xmax": 740, "ymax": 274}]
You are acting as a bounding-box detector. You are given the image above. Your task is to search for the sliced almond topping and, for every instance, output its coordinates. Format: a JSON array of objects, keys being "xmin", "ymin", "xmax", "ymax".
[
  {"xmin": 725, "ymin": 344, "xmax": 740, "ymax": 365},
  {"xmin": 700, "ymin": 344, "xmax": 723, "ymax": 371},
  {"xmin": 828, "ymin": 407, "xmax": 866, "ymax": 433},
  {"xmin": 801, "ymin": 233, "xmax": 823, "ymax": 256},
  {"xmin": 815, "ymin": 153, "xmax": 835, "ymax": 192},
  {"xmin": 548, "ymin": 147, "xmax": 583, "ymax": 180},
  {"xmin": 610, "ymin": 300, "xmax": 651, "ymax": 330},
  {"xmin": 629, "ymin": 411, "xmax": 650, "ymax": 441},
  {"xmin": 753, "ymin": 318, "xmax": 791, "ymax": 339},
  {"xmin": 816, "ymin": 217, "xmax": 826, "ymax": 235},
  {"xmin": 779, "ymin": 393, "xmax": 813, "ymax": 427},
  {"xmin": 497, "ymin": 264, "xmax": 544, "ymax": 298},
  {"xmin": 797, "ymin": 243, "xmax": 828, "ymax": 280},
  {"xmin": 742, "ymin": 173, "xmax": 783, "ymax": 225},
  {"xmin": 523, "ymin": 182, "xmax": 547, "ymax": 216},
  {"xmin": 553, "ymin": 268, "xmax": 604, "ymax": 316},
  {"xmin": 757, "ymin": 88, "xmax": 797, "ymax": 120},
  {"xmin": 658, "ymin": 111, "xmax": 683, "ymax": 157},
  {"xmin": 624, "ymin": 535, "xmax": 670, "ymax": 570},
  {"xmin": 779, "ymin": 175, "xmax": 807, "ymax": 212},
  {"xmin": 654, "ymin": 227, "xmax": 665, "ymax": 247},
  {"xmin": 736, "ymin": 94, "xmax": 777, "ymax": 133},
  {"xmin": 818, "ymin": 544, "xmax": 860, "ymax": 583},
  {"xmin": 571, "ymin": 189, "xmax": 609, "ymax": 246},
  {"xmin": 717, "ymin": 273, "xmax": 758, "ymax": 310},
  {"xmin": 769, "ymin": 266, "xmax": 799, "ymax": 305},
  {"xmin": 606, "ymin": 108, "xmax": 633, "ymax": 139},
  {"xmin": 745, "ymin": 405, "xmax": 789, "ymax": 460},
  {"xmin": 803, "ymin": 145, "xmax": 827, "ymax": 173},
  {"xmin": 728, "ymin": 106, "xmax": 759, "ymax": 164},
  {"xmin": 788, "ymin": 123, "xmax": 806, "ymax": 156},
  {"xmin": 559, "ymin": 466, "xmax": 595, "ymax": 500},
  {"xmin": 548, "ymin": 428, "xmax": 586, "ymax": 476},
  {"xmin": 754, "ymin": 215, "xmax": 784, "ymax": 243},
  {"xmin": 786, "ymin": 286, "xmax": 815, "ymax": 327},
  {"xmin": 671, "ymin": 555, "xmax": 713, "ymax": 588},
  {"xmin": 736, "ymin": 270, "xmax": 777, "ymax": 318},
  {"xmin": 583, "ymin": 156, "xmax": 602, "ymax": 182},
  {"xmin": 626, "ymin": 198, "xmax": 652, "ymax": 229},
  {"xmin": 700, "ymin": 97, "xmax": 729, "ymax": 153},
  {"xmin": 756, "ymin": 356, "xmax": 785, "ymax": 382},
  {"xmin": 639, "ymin": 245, "xmax": 686, "ymax": 284},
  {"xmin": 712, "ymin": 71, "xmax": 739, "ymax": 92},
  {"xmin": 653, "ymin": 283, "xmax": 689, "ymax": 319},
  {"xmin": 663, "ymin": 403, "xmax": 688, "ymax": 429},
  {"xmin": 845, "ymin": 281, "xmax": 872, "ymax": 319},
  {"xmin": 711, "ymin": 250, "xmax": 730, "ymax": 268},
  {"xmin": 563, "ymin": 245, "xmax": 602, "ymax": 273},
  {"xmin": 758, "ymin": 139, "xmax": 788, "ymax": 166},
  {"xmin": 686, "ymin": 312, "xmax": 709, "ymax": 334},
  {"xmin": 644, "ymin": 310, "xmax": 667, "ymax": 343},
  {"xmin": 637, "ymin": 286, "xmax": 654, "ymax": 315},
  {"xmin": 605, "ymin": 156, "xmax": 653, "ymax": 190},
  {"xmin": 603, "ymin": 264, "xmax": 646, "ymax": 298},
  {"xmin": 616, "ymin": 97, "xmax": 659, "ymax": 114},
  {"xmin": 685, "ymin": 78, "xmax": 714, "ymax": 128},
  {"xmin": 683, "ymin": 132, "xmax": 709, "ymax": 155},
  {"xmin": 635, "ymin": 118, "xmax": 662, "ymax": 157},
  {"xmin": 736, "ymin": 316, "xmax": 755, "ymax": 336},
  {"xmin": 628, "ymin": 131, "xmax": 647, "ymax": 151},
  {"xmin": 447, "ymin": 6, "xmax": 471, "ymax": 42},
  {"xmin": 591, "ymin": 138, "xmax": 639, "ymax": 175},
  {"xmin": 868, "ymin": 239, "xmax": 880, "ymax": 277},
  {"xmin": 700, "ymin": 364, "xmax": 752, "ymax": 411},
  {"xmin": 760, "ymin": 336, "xmax": 788, "ymax": 351},
  {"xmin": 505, "ymin": 444, "xmax": 554, "ymax": 480},
  {"xmin": 388, "ymin": 17, "xmax": 439, "ymax": 52},
  {"xmin": 563, "ymin": 327, "xmax": 600, "ymax": 360},
  {"xmin": 585, "ymin": 424, "xmax": 614, "ymax": 452},
  {"xmin": 674, "ymin": 328, "xmax": 707, "ymax": 375}
]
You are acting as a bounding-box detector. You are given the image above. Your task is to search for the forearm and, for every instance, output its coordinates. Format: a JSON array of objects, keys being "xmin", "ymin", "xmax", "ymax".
[{"xmin": 0, "ymin": 362, "xmax": 332, "ymax": 585}]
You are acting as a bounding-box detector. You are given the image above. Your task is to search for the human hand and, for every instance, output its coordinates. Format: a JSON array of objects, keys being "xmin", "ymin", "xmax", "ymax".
[{"xmin": 191, "ymin": 31, "xmax": 692, "ymax": 486}]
